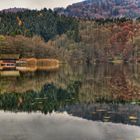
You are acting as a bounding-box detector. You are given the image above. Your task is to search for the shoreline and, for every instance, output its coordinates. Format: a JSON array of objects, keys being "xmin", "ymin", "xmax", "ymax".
[{"xmin": 0, "ymin": 58, "xmax": 60, "ymax": 72}]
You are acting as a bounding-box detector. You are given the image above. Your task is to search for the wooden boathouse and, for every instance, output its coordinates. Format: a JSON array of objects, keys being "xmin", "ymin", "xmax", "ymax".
[{"xmin": 0, "ymin": 54, "xmax": 20, "ymax": 69}]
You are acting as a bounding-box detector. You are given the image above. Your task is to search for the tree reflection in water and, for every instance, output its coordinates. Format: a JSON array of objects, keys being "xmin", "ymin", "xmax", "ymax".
[
  {"xmin": 0, "ymin": 64, "xmax": 140, "ymax": 126},
  {"xmin": 0, "ymin": 81, "xmax": 81, "ymax": 114}
]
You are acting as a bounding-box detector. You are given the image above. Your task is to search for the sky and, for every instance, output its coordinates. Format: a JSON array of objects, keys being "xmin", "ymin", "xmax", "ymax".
[{"xmin": 0, "ymin": 0, "xmax": 83, "ymax": 10}]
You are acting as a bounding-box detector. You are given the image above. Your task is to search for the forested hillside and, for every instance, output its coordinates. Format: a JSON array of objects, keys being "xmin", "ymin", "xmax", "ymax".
[
  {"xmin": 0, "ymin": 9, "xmax": 140, "ymax": 63},
  {"xmin": 55, "ymin": 0, "xmax": 140, "ymax": 19},
  {"xmin": 44, "ymin": 18, "xmax": 140, "ymax": 63},
  {"xmin": 0, "ymin": 9, "xmax": 79, "ymax": 42}
]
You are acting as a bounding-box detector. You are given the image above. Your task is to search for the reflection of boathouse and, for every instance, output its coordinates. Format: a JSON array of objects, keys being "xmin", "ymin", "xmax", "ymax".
[
  {"xmin": 0, "ymin": 71, "xmax": 20, "ymax": 77},
  {"xmin": 0, "ymin": 54, "xmax": 20, "ymax": 68}
]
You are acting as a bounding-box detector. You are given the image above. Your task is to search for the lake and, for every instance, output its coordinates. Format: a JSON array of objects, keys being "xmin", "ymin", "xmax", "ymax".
[{"xmin": 0, "ymin": 63, "xmax": 140, "ymax": 140}]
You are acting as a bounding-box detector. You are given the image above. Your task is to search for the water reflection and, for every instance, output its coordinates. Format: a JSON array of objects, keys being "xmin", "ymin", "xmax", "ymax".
[
  {"xmin": 0, "ymin": 63, "xmax": 140, "ymax": 127},
  {"xmin": 0, "ymin": 112, "xmax": 139, "ymax": 140},
  {"xmin": 62, "ymin": 103, "xmax": 140, "ymax": 126}
]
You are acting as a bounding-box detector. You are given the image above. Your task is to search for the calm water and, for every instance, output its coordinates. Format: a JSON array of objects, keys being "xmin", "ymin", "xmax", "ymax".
[{"xmin": 0, "ymin": 63, "xmax": 140, "ymax": 140}]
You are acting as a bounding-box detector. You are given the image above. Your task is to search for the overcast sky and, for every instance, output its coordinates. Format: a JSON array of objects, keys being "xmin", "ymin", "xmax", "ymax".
[{"xmin": 0, "ymin": 0, "xmax": 83, "ymax": 10}]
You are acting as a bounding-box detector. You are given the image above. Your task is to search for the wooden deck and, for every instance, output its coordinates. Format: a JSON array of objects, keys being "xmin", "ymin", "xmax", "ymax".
[{"xmin": 1, "ymin": 62, "xmax": 16, "ymax": 69}]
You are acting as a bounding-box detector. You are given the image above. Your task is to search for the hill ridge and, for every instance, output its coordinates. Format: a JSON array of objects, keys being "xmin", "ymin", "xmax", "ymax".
[{"xmin": 55, "ymin": 0, "xmax": 140, "ymax": 19}]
